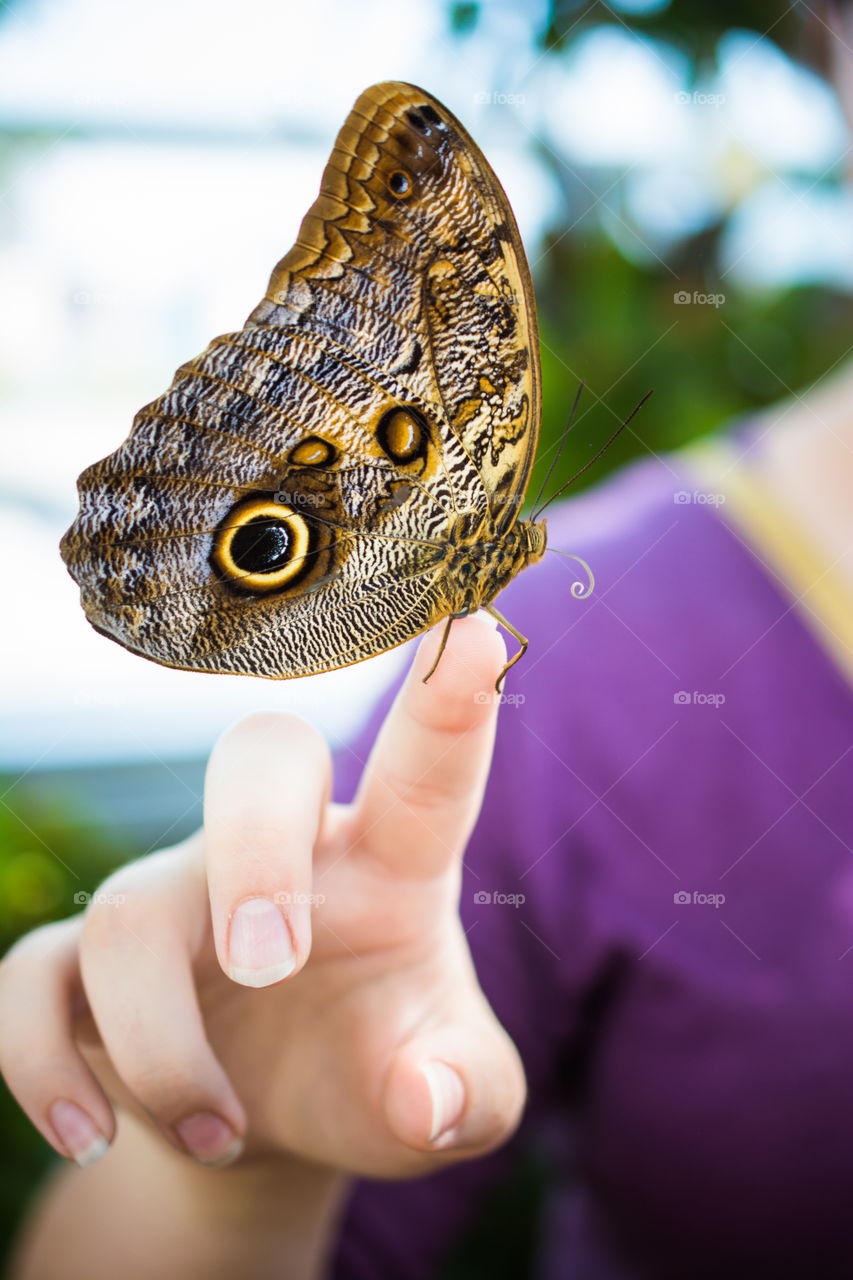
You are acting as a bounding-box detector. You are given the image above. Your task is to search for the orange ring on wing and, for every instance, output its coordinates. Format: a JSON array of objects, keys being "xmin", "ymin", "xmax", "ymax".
[{"xmin": 212, "ymin": 498, "xmax": 311, "ymax": 594}]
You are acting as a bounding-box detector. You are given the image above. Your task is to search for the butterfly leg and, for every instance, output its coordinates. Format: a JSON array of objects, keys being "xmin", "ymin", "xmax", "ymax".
[
  {"xmin": 484, "ymin": 605, "xmax": 528, "ymax": 693},
  {"xmin": 421, "ymin": 615, "xmax": 455, "ymax": 684}
]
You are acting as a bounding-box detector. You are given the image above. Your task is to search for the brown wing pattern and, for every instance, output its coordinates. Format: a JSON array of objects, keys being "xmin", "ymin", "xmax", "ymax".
[
  {"xmin": 252, "ymin": 81, "xmax": 541, "ymax": 527},
  {"xmin": 60, "ymin": 82, "xmax": 540, "ymax": 677}
]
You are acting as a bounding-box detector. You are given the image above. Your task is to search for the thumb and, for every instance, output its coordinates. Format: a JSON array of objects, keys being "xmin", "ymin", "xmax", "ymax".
[{"xmin": 382, "ymin": 999, "xmax": 526, "ymax": 1155}]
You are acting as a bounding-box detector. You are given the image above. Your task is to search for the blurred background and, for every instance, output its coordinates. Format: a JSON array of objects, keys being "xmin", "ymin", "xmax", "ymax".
[{"xmin": 2, "ymin": 0, "xmax": 852, "ymax": 1268}]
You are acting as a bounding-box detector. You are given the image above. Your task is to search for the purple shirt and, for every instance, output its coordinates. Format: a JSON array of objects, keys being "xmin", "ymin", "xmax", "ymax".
[{"xmin": 330, "ymin": 449, "xmax": 853, "ymax": 1279}]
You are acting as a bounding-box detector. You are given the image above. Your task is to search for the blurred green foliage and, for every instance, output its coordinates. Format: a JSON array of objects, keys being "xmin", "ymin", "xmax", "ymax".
[
  {"xmin": 0, "ymin": 785, "xmax": 133, "ymax": 965},
  {"xmin": 539, "ymin": 0, "xmax": 809, "ymax": 61},
  {"xmin": 450, "ymin": 0, "xmax": 853, "ymax": 508},
  {"xmin": 532, "ymin": 240, "xmax": 853, "ymax": 503},
  {"xmin": 0, "ymin": 785, "xmax": 131, "ymax": 1263},
  {"xmin": 453, "ymin": 0, "xmax": 818, "ymax": 67}
]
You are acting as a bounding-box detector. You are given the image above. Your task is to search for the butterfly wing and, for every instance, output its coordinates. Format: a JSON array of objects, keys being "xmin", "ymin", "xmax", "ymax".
[
  {"xmin": 253, "ymin": 81, "xmax": 541, "ymax": 527},
  {"xmin": 61, "ymin": 82, "xmax": 540, "ymax": 677}
]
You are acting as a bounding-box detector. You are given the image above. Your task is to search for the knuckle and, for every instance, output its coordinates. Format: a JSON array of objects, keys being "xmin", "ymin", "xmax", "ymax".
[
  {"xmin": 78, "ymin": 877, "xmax": 133, "ymax": 944},
  {"xmin": 221, "ymin": 816, "xmax": 285, "ymax": 855},
  {"xmin": 382, "ymin": 767, "xmax": 458, "ymax": 817},
  {"xmin": 0, "ymin": 917, "xmax": 73, "ymax": 973},
  {"xmin": 80, "ymin": 862, "xmax": 159, "ymax": 930},
  {"xmin": 3, "ymin": 1048, "xmax": 75, "ymax": 1093},
  {"xmin": 491, "ymin": 1043, "xmax": 527, "ymax": 1143},
  {"xmin": 0, "ymin": 932, "xmax": 39, "ymax": 977},
  {"xmin": 121, "ymin": 1055, "xmax": 208, "ymax": 1115}
]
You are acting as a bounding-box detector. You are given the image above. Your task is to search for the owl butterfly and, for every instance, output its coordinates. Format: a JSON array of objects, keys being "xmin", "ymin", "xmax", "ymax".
[{"xmin": 61, "ymin": 81, "xmax": 590, "ymax": 689}]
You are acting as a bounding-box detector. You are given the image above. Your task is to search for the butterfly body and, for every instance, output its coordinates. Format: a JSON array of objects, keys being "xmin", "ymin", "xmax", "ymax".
[
  {"xmin": 440, "ymin": 513, "xmax": 547, "ymax": 618},
  {"xmin": 61, "ymin": 82, "xmax": 550, "ymax": 682}
]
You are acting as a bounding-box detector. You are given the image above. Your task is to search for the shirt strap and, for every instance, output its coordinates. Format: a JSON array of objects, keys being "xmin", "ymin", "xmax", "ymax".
[{"xmin": 681, "ymin": 436, "xmax": 853, "ymax": 689}]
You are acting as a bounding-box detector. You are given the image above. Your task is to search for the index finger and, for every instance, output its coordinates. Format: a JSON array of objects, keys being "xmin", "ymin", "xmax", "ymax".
[
  {"xmin": 351, "ymin": 612, "xmax": 507, "ymax": 879},
  {"xmin": 204, "ymin": 712, "xmax": 331, "ymax": 987}
]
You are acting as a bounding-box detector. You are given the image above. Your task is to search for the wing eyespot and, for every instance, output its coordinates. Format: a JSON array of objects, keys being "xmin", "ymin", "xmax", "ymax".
[
  {"xmin": 388, "ymin": 169, "xmax": 412, "ymax": 198},
  {"xmin": 376, "ymin": 406, "xmax": 430, "ymax": 466},
  {"xmin": 211, "ymin": 497, "xmax": 313, "ymax": 595},
  {"xmin": 288, "ymin": 436, "xmax": 337, "ymax": 468}
]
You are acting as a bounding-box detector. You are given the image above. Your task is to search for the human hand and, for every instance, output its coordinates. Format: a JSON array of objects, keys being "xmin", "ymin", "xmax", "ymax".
[{"xmin": 0, "ymin": 616, "xmax": 526, "ymax": 1181}]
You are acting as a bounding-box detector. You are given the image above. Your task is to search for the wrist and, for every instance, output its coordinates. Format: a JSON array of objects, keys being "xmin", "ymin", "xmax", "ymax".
[
  {"xmin": 161, "ymin": 1141, "xmax": 352, "ymax": 1278},
  {"xmin": 17, "ymin": 1109, "xmax": 352, "ymax": 1280}
]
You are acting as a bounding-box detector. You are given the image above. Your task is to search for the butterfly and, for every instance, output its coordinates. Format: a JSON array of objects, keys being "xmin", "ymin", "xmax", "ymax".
[{"xmin": 61, "ymin": 81, "xmax": 594, "ymax": 690}]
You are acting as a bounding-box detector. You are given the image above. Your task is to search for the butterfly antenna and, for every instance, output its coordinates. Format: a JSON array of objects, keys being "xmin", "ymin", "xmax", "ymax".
[
  {"xmin": 531, "ymin": 388, "xmax": 653, "ymax": 521},
  {"xmin": 547, "ymin": 549, "xmax": 595, "ymax": 598},
  {"xmin": 529, "ymin": 380, "xmax": 585, "ymax": 515}
]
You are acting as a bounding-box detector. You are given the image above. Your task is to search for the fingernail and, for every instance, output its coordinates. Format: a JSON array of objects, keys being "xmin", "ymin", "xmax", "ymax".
[
  {"xmin": 421, "ymin": 1062, "xmax": 466, "ymax": 1144},
  {"xmin": 478, "ymin": 610, "xmax": 500, "ymax": 629},
  {"xmin": 49, "ymin": 1099, "xmax": 109, "ymax": 1168},
  {"xmin": 175, "ymin": 1112, "xmax": 244, "ymax": 1168},
  {"xmin": 227, "ymin": 896, "xmax": 296, "ymax": 987}
]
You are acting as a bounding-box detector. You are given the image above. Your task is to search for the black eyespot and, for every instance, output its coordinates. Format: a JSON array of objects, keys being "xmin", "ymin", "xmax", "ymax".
[
  {"xmin": 230, "ymin": 518, "xmax": 292, "ymax": 574},
  {"xmin": 407, "ymin": 109, "xmax": 428, "ymax": 131},
  {"xmin": 211, "ymin": 496, "xmax": 327, "ymax": 595},
  {"xmin": 419, "ymin": 104, "xmax": 442, "ymax": 126},
  {"xmin": 388, "ymin": 169, "xmax": 411, "ymax": 197},
  {"xmin": 376, "ymin": 405, "xmax": 430, "ymax": 467}
]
